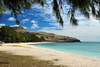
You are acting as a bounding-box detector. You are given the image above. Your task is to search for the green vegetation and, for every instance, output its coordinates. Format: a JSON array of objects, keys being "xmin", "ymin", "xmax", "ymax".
[
  {"xmin": 8, "ymin": 45, "xmax": 25, "ymax": 47},
  {"xmin": 0, "ymin": 51, "xmax": 65, "ymax": 67},
  {"xmin": 8, "ymin": 45, "xmax": 32, "ymax": 48},
  {"xmin": 0, "ymin": 26, "xmax": 45, "ymax": 43},
  {"xmin": 53, "ymin": 59, "xmax": 59, "ymax": 61},
  {"xmin": 0, "ymin": 0, "xmax": 99, "ymax": 26}
]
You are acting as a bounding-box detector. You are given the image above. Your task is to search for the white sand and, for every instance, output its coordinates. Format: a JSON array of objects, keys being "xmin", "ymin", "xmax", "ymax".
[{"xmin": 0, "ymin": 42, "xmax": 100, "ymax": 67}]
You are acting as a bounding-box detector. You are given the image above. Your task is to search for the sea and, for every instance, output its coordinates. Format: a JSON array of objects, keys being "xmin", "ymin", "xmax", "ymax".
[{"xmin": 33, "ymin": 42, "xmax": 100, "ymax": 60}]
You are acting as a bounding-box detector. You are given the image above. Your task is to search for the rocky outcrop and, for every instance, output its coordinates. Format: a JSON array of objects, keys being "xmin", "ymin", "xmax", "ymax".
[{"xmin": 12, "ymin": 26, "xmax": 81, "ymax": 42}]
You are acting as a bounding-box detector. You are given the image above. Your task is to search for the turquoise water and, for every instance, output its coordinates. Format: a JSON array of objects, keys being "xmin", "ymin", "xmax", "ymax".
[{"xmin": 34, "ymin": 42, "xmax": 100, "ymax": 60}]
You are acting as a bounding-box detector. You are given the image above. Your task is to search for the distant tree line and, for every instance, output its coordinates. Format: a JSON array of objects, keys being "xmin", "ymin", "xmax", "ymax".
[{"xmin": 0, "ymin": 26, "xmax": 45, "ymax": 43}]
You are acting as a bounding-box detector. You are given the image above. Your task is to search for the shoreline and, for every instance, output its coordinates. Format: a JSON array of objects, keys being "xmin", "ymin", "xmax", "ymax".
[
  {"xmin": 30, "ymin": 44, "xmax": 100, "ymax": 61},
  {"xmin": 0, "ymin": 42, "xmax": 100, "ymax": 67},
  {"xmin": 30, "ymin": 42, "xmax": 100, "ymax": 61}
]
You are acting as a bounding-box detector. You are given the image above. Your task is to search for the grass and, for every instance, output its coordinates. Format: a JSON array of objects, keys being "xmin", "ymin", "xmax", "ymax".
[
  {"xmin": 8, "ymin": 45, "xmax": 33, "ymax": 49},
  {"xmin": 8, "ymin": 45, "xmax": 25, "ymax": 47},
  {"xmin": 53, "ymin": 59, "xmax": 59, "ymax": 61},
  {"xmin": 0, "ymin": 51, "xmax": 66, "ymax": 67},
  {"xmin": 8, "ymin": 45, "xmax": 32, "ymax": 48}
]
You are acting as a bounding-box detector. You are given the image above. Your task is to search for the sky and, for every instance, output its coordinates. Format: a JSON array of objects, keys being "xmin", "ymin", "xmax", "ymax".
[{"xmin": 0, "ymin": 0, "xmax": 100, "ymax": 42}]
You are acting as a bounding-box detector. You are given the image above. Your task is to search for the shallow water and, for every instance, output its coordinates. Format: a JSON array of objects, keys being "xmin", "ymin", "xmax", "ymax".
[{"xmin": 34, "ymin": 42, "xmax": 100, "ymax": 60}]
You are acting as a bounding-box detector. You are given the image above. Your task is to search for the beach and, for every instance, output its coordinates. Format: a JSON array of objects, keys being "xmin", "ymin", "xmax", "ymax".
[{"xmin": 0, "ymin": 42, "xmax": 100, "ymax": 67}]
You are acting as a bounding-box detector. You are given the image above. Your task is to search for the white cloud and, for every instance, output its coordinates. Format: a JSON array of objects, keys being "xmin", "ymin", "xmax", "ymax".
[
  {"xmin": 31, "ymin": 1, "xmax": 57, "ymax": 22},
  {"xmin": 0, "ymin": 24, "xmax": 5, "ymax": 28},
  {"xmin": 42, "ymin": 27, "xmax": 62, "ymax": 30},
  {"xmin": 10, "ymin": 25, "xmax": 19, "ymax": 27},
  {"xmin": 28, "ymin": 13, "xmax": 34, "ymax": 15},
  {"xmin": 8, "ymin": 17, "xmax": 15, "ymax": 21},
  {"xmin": 22, "ymin": 19, "xmax": 29, "ymax": 23},
  {"xmin": 30, "ymin": 1, "xmax": 100, "ymax": 41},
  {"xmin": 30, "ymin": 1, "xmax": 72, "ymax": 23},
  {"xmin": 31, "ymin": 24, "xmax": 39, "ymax": 29},
  {"xmin": 40, "ymin": 17, "xmax": 100, "ymax": 42},
  {"xmin": 10, "ymin": 25, "xmax": 27, "ymax": 29},
  {"xmin": 22, "ymin": 19, "xmax": 29, "ymax": 21},
  {"xmin": 4, "ymin": 11, "xmax": 11, "ymax": 15},
  {"xmin": 21, "ymin": 11, "xmax": 24, "ymax": 13},
  {"xmin": 31, "ymin": 20, "xmax": 39, "ymax": 29},
  {"xmin": 31, "ymin": 20, "xmax": 37, "ymax": 23},
  {"xmin": 22, "ymin": 26, "xmax": 27, "ymax": 29}
]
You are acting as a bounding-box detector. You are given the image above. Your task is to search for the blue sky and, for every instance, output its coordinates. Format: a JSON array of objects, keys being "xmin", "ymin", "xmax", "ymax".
[{"xmin": 0, "ymin": 1, "xmax": 100, "ymax": 42}]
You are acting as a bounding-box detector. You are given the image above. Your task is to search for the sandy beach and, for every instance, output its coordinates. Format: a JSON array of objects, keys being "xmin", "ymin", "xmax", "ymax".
[{"xmin": 0, "ymin": 42, "xmax": 100, "ymax": 67}]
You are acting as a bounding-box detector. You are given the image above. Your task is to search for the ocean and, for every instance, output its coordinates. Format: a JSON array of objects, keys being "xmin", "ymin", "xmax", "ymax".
[{"xmin": 34, "ymin": 42, "xmax": 100, "ymax": 60}]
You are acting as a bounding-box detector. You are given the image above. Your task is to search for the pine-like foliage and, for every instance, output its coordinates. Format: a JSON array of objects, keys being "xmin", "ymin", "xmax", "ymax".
[{"xmin": 0, "ymin": 0, "xmax": 100, "ymax": 26}]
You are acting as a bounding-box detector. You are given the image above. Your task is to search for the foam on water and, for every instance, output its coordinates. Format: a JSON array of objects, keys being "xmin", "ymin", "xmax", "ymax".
[{"xmin": 32, "ymin": 42, "xmax": 100, "ymax": 60}]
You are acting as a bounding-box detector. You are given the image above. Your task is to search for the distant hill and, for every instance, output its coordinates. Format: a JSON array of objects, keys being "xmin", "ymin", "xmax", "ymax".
[{"xmin": 12, "ymin": 26, "xmax": 80, "ymax": 42}]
